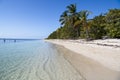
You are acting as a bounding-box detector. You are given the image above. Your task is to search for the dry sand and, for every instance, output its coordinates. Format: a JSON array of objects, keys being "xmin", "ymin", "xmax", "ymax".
[{"xmin": 45, "ymin": 39, "xmax": 120, "ymax": 80}]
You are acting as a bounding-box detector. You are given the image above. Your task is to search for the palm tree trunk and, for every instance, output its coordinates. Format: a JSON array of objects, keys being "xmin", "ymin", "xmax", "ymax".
[
  {"xmin": 86, "ymin": 28, "xmax": 89, "ymax": 40},
  {"xmin": 84, "ymin": 22, "xmax": 89, "ymax": 40},
  {"xmin": 75, "ymin": 27, "xmax": 79, "ymax": 38}
]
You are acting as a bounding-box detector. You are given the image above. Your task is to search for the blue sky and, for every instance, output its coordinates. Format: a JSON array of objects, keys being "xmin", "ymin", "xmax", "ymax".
[{"xmin": 0, "ymin": 0, "xmax": 120, "ymax": 39}]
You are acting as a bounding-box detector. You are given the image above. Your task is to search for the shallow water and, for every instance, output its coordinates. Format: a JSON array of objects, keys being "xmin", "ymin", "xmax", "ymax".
[{"xmin": 0, "ymin": 40, "xmax": 83, "ymax": 80}]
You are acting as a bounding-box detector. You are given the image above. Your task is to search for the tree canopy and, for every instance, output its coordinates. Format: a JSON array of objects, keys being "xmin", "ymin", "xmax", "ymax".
[{"xmin": 47, "ymin": 4, "xmax": 120, "ymax": 40}]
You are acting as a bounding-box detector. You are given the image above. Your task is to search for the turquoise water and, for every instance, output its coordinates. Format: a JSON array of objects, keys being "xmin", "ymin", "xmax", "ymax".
[{"xmin": 0, "ymin": 40, "xmax": 83, "ymax": 80}]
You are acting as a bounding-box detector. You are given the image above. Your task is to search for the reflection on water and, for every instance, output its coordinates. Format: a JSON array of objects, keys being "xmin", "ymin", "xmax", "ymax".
[{"xmin": 0, "ymin": 41, "xmax": 83, "ymax": 80}]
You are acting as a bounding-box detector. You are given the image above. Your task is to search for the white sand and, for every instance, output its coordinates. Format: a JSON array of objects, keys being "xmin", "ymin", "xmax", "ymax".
[
  {"xmin": 45, "ymin": 39, "xmax": 120, "ymax": 71},
  {"xmin": 56, "ymin": 45, "xmax": 120, "ymax": 80}
]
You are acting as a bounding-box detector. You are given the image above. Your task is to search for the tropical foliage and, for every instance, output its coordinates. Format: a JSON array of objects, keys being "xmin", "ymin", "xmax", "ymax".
[{"xmin": 47, "ymin": 4, "xmax": 120, "ymax": 40}]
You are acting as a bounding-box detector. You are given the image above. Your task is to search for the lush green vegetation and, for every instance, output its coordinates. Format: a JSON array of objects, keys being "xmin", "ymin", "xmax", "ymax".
[{"xmin": 47, "ymin": 4, "xmax": 120, "ymax": 40}]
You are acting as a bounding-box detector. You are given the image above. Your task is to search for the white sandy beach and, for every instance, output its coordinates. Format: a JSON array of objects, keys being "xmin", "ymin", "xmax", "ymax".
[
  {"xmin": 45, "ymin": 39, "xmax": 120, "ymax": 80},
  {"xmin": 46, "ymin": 39, "xmax": 120, "ymax": 71}
]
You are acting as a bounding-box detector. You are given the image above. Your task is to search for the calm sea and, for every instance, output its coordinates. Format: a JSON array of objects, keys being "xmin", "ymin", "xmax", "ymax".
[{"xmin": 0, "ymin": 40, "xmax": 83, "ymax": 80}]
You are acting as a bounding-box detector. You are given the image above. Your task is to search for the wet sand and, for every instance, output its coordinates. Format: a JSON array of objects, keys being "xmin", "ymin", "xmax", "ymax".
[{"xmin": 55, "ymin": 45, "xmax": 120, "ymax": 80}]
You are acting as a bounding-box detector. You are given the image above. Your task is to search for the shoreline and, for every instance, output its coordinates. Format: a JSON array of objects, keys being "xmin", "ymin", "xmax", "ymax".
[
  {"xmin": 45, "ymin": 39, "xmax": 120, "ymax": 80},
  {"xmin": 55, "ymin": 44, "xmax": 120, "ymax": 80},
  {"xmin": 45, "ymin": 39, "xmax": 120, "ymax": 71}
]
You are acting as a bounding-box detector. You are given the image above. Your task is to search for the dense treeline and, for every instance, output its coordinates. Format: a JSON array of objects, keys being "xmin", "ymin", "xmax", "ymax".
[{"xmin": 48, "ymin": 4, "xmax": 120, "ymax": 40}]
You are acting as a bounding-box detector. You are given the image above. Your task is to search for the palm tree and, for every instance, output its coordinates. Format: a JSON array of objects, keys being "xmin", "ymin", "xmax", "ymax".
[
  {"xmin": 59, "ymin": 11, "xmax": 68, "ymax": 26},
  {"xmin": 79, "ymin": 10, "xmax": 91, "ymax": 40},
  {"xmin": 59, "ymin": 3, "xmax": 77, "ymax": 26},
  {"xmin": 66, "ymin": 4, "xmax": 77, "ymax": 27},
  {"xmin": 59, "ymin": 4, "xmax": 79, "ymax": 38},
  {"xmin": 59, "ymin": 4, "xmax": 91, "ymax": 39},
  {"xmin": 66, "ymin": 4, "xmax": 76, "ymax": 14},
  {"xmin": 66, "ymin": 4, "xmax": 81, "ymax": 37}
]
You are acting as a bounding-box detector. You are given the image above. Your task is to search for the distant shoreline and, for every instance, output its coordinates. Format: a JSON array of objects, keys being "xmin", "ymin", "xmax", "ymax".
[
  {"xmin": 0, "ymin": 38, "xmax": 41, "ymax": 40},
  {"xmin": 0, "ymin": 38, "xmax": 41, "ymax": 43}
]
